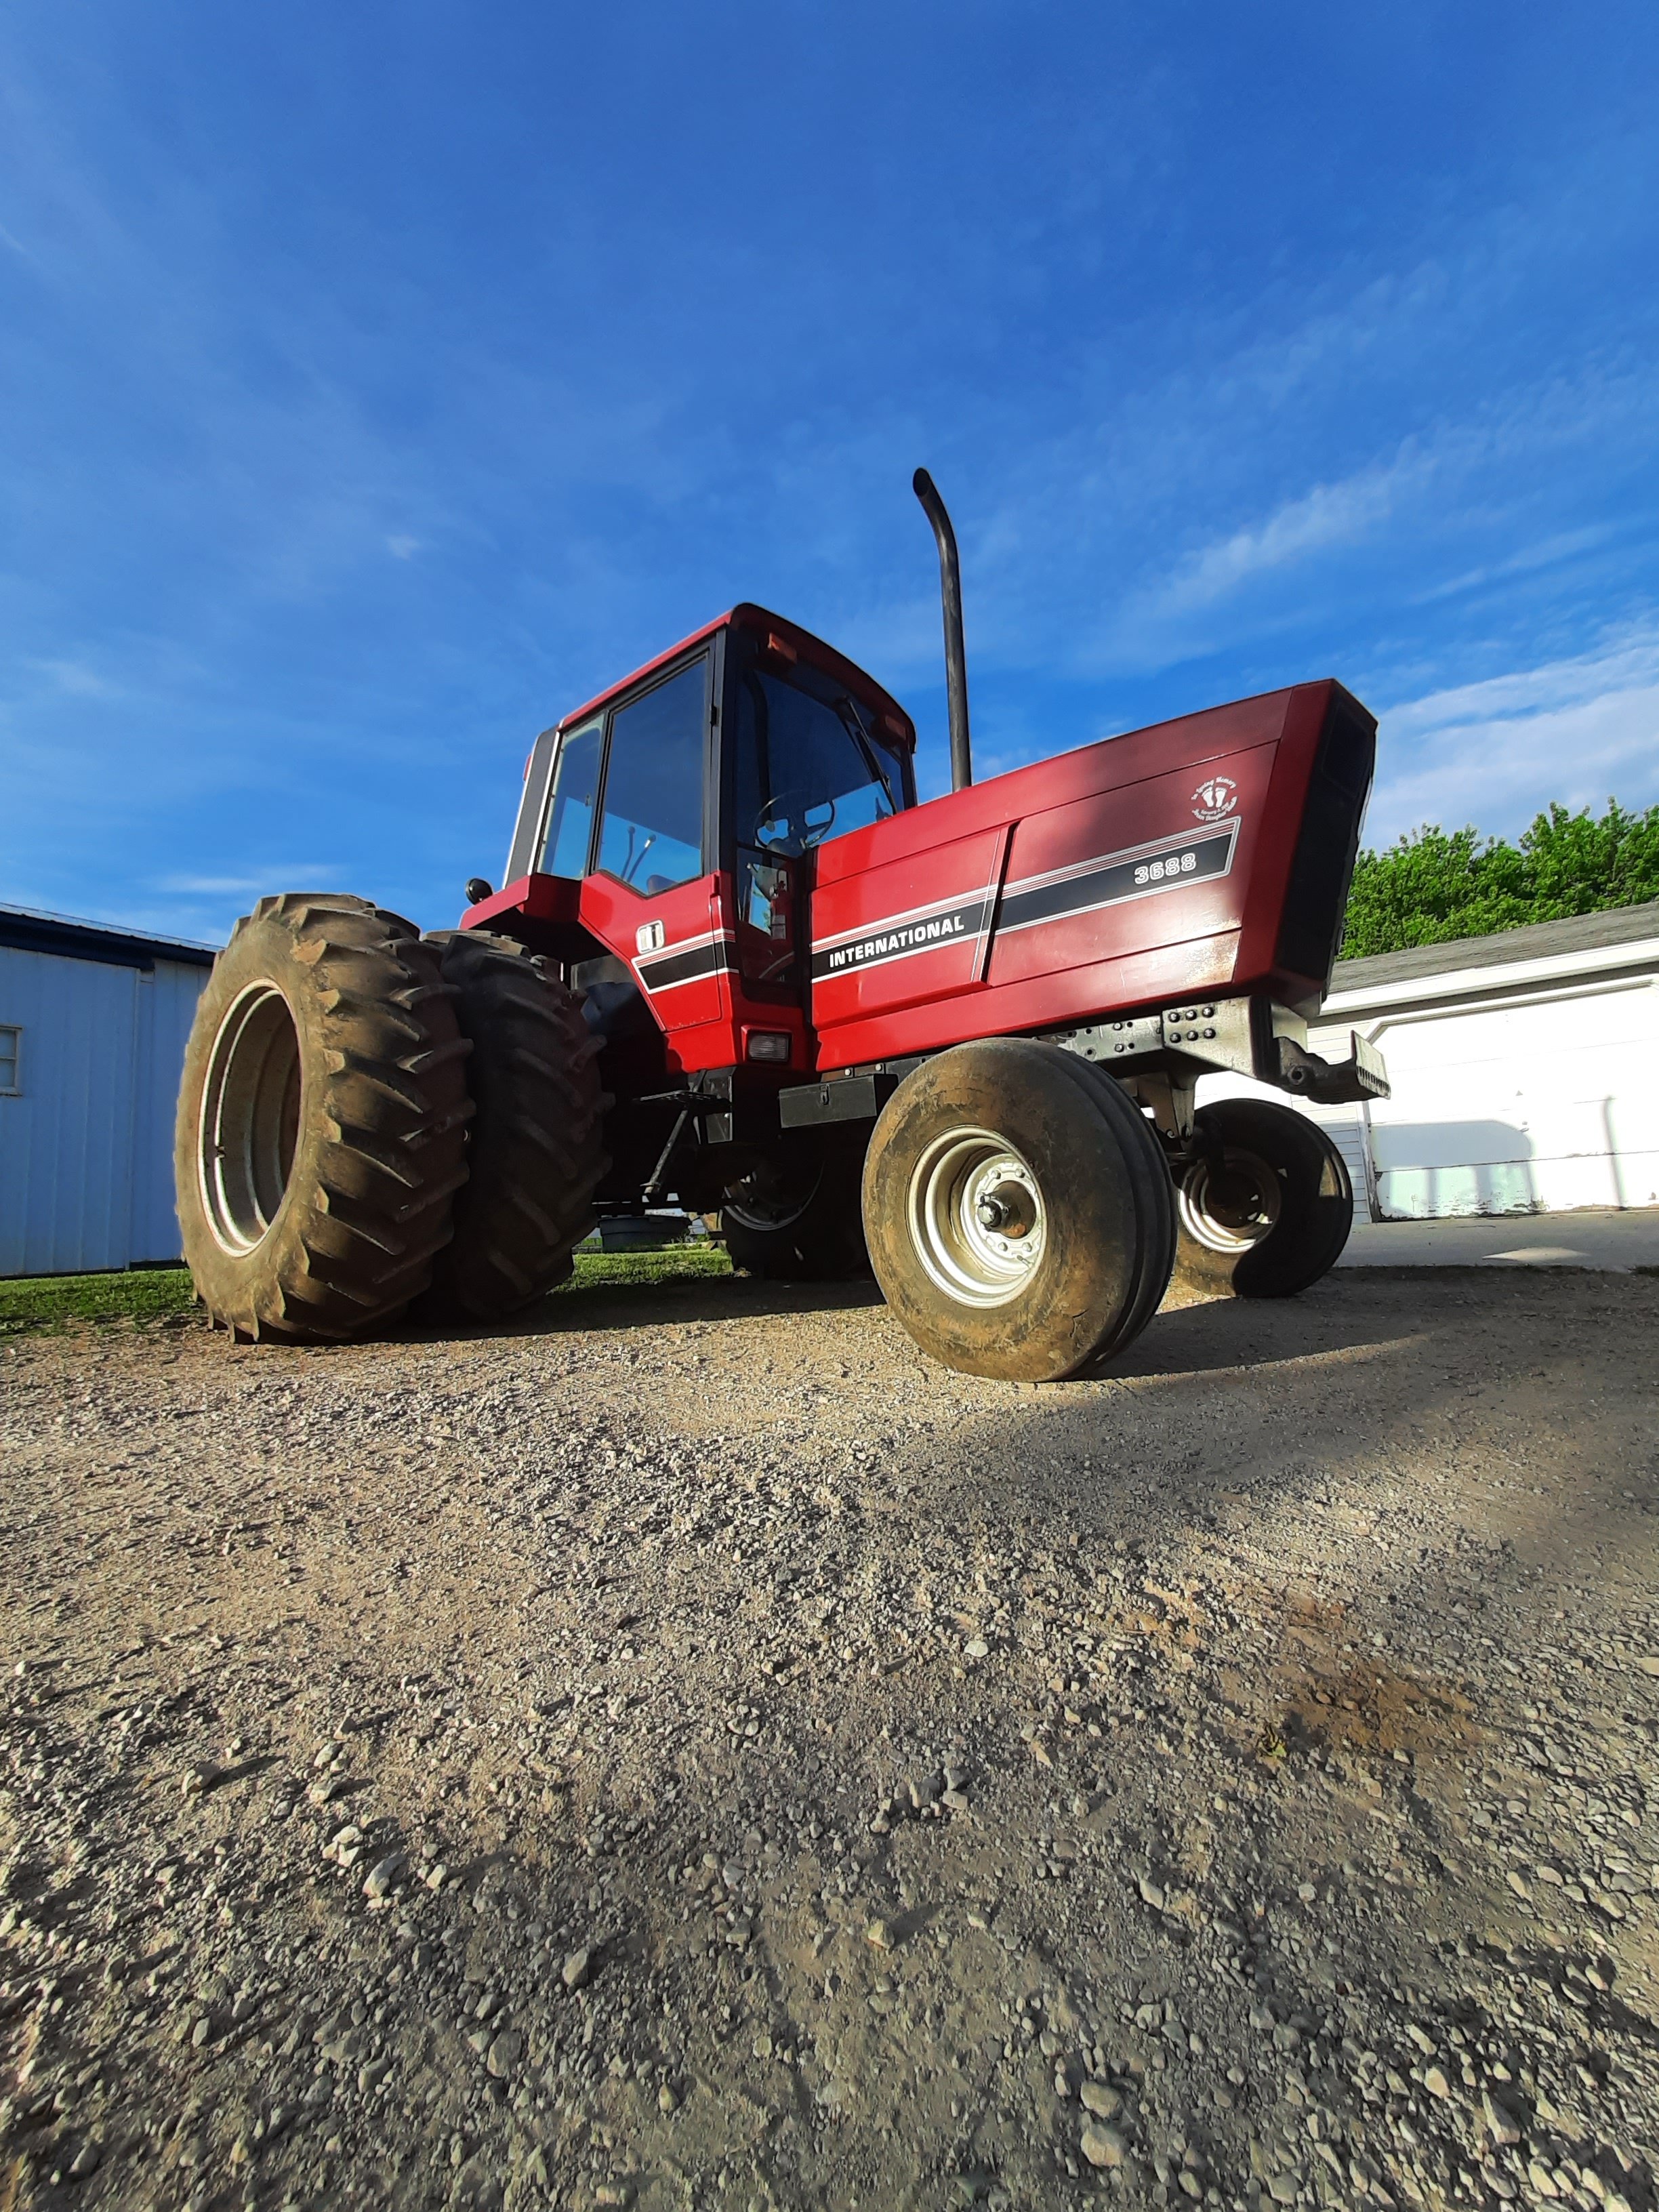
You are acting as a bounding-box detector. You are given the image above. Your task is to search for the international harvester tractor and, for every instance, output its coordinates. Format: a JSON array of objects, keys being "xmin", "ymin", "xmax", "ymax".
[{"xmin": 177, "ymin": 474, "xmax": 1387, "ymax": 1380}]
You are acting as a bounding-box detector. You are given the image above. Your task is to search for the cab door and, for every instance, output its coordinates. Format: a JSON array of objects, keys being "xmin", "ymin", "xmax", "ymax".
[
  {"xmin": 573, "ymin": 649, "xmax": 736, "ymax": 1072},
  {"xmin": 720, "ymin": 632, "xmax": 908, "ymax": 1067}
]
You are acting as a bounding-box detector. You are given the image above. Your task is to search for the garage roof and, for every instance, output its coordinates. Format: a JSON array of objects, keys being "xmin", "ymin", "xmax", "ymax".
[
  {"xmin": 0, "ymin": 903, "xmax": 217, "ymax": 972},
  {"xmin": 1332, "ymin": 899, "xmax": 1659, "ymax": 994}
]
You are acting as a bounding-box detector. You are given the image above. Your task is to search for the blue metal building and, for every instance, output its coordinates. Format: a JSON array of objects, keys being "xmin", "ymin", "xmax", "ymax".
[{"xmin": 0, "ymin": 906, "xmax": 215, "ymax": 1276}]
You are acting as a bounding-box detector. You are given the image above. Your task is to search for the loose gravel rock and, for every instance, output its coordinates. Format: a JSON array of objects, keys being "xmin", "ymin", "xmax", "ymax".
[{"xmin": 2, "ymin": 1265, "xmax": 1658, "ymax": 2210}]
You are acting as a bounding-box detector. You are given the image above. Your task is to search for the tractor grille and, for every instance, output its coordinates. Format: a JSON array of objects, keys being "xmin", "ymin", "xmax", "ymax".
[{"xmin": 1275, "ymin": 694, "xmax": 1376, "ymax": 995}]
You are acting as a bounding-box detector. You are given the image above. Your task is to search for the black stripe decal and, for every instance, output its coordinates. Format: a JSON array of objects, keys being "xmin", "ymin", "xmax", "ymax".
[
  {"xmin": 808, "ymin": 821, "xmax": 1239, "ymax": 988},
  {"xmin": 810, "ymin": 897, "xmax": 992, "ymax": 983},
  {"xmin": 997, "ymin": 824, "xmax": 1237, "ymax": 935},
  {"xmin": 636, "ymin": 939, "xmax": 735, "ymax": 992}
]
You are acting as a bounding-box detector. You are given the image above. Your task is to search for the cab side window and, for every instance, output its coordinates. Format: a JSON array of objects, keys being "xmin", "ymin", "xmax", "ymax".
[
  {"xmin": 596, "ymin": 659, "xmax": 708, "ymax": 894},
  {"xmin": 541, "ymin": 719, "xmax": 602, "ymax": 878}
]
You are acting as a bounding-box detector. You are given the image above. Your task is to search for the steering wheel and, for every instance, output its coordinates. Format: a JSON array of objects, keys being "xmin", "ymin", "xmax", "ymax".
[{"xmin": 754, "ymin": 792, "xmax": 839, "ymax": 853}]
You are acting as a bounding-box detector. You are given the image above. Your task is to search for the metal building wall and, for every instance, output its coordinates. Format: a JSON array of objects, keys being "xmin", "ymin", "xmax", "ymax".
[
  {"xmin": 130, "ymin": 959, "xmax": 211, "ymax": 1260},
  {"xmin": 0, "ymin": 946, "xmax": 209, "ymax": 1275}
]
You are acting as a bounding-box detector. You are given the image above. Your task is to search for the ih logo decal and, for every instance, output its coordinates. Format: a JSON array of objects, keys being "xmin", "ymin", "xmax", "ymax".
[{"xmin": 1191, "ymin": 776, "xmax": 1238, "ymax": 822}]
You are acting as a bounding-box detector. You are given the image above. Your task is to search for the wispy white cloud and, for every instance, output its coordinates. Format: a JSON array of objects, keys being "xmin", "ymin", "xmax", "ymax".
[
  {"xmin": 1367, "ymin": 624, "xmax": 1659, "ymax": 843},
  {"xmin": 1408, "ymin": 525, "xmax": 1617, "ymax": 608},
  {"xmin": 155, "ymin": 869, "xmax": 348, "ymax": 895},
  {"xmin": 1068, "ymin": 357, "xmax": 1657, "ymax": 680},
  {"xmin": 1136, "ymin": 450, "xmax": 1427, "ymax": 617},
  {"xmin": 27, "ymin": 655, "xmax": 123, "ymax": 698}
]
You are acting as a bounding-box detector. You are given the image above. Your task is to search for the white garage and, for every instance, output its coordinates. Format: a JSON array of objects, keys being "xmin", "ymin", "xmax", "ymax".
[{"xmin": 1201, "ymin": 900, "xmax": 1659, "ymax": 1221}]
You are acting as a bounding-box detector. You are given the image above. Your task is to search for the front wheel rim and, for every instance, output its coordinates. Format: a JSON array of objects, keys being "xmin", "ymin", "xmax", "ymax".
[
  {"xmin": 908, "ymin": 1126, "xmax": 1046, "ymax": 1307},
  {"xmin": 198, "ymin": 983, "xmax": 302, "ymax": 1253},
  {"xmin": 1178, "ymin": 1146, "xmax": 1281, "ymax": 1256}
]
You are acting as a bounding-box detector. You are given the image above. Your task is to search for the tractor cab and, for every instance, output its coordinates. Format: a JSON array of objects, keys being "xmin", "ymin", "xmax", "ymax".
[{"xmin": 466, "ymin": 603, "xmax": 916, "ymax": 1086}]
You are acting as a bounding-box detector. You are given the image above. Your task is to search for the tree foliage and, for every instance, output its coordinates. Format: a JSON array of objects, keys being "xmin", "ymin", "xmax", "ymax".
[{"xmin": 1339, "ymin": 800, "xmax": 1659, "ymax": 960}]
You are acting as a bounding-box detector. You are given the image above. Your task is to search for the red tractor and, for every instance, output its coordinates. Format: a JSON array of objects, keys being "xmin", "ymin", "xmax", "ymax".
[{"xmin": 176, "ymin": 474, "xmax": 1387, "ymax": 1380}]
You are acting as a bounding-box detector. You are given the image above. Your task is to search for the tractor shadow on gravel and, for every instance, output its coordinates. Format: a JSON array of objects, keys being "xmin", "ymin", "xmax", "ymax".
[
  {"xmin": 1090, "ymin": 1280, "xmax": 1433, "ymax": 1381},
  {"xmin": 423, "ymin": 1269, "xmax": 1427, "ymax": 1377},
  {"xmin": 409, "ymin": 1258, "xmax": 1607, "ymax": 1395},
  {"xmin": 454, "ymin": 1271, "xmax": 889, "ymax": 1340}
]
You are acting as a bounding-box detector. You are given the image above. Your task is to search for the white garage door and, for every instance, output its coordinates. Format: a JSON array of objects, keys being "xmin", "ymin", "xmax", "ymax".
[
  {"xmin": 1358, "ymin": 985, "xmax": 1659, "ymax": 1217},
  {"xmin": 1195, "ymin": 978, "xmax": 1659, "ymax": 1223}
]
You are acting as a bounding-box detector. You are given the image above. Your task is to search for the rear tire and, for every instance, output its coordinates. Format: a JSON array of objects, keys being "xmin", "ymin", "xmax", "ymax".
[
  {"xmin": 722, "ymin": 1133, "xmax": 871, "ymax": 1282},
  {"xmin": 1171, "ymin": 1097, "xmax": 1352, "ymax": 1299},
  {"xmin": 861, "ymin": 1040, "xmax": 1174, "ymax": 1381},
  {"xmin": 175, "ymin": 894, "xmax": 472, "ymax": 1342},
  {"xmin": 415, "ymin": 930, "xmax": 608, "ymax": 1322}
]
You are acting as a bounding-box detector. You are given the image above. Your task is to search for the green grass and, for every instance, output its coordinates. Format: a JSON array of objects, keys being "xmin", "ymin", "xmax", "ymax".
[
  {"xmin": 0, "ymin": 1241, "xmax": 734, "ymax": 1336},
  {"xmin": 0, "ymin": 1267, "xmax": 199, "ymax": 1334},
  {"xmin": 556, "ymin": 1242, "xmax": 733, "ymax": 1298}
]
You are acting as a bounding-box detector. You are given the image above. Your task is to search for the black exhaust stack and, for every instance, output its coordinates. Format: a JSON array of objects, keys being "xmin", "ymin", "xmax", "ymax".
[{"xmin": 913, "ymin": 467, "xmax": 973, "ymax": 792}]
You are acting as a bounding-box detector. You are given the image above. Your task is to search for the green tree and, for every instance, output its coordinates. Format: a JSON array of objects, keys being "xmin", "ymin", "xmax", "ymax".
[
  {"xmin": 1338, "ymin": 800, "xmax": 1659, "ymax": 960},
  {"xmin": 1521, "ymin": 800, "xmax": 1659, "ymax": 916}
]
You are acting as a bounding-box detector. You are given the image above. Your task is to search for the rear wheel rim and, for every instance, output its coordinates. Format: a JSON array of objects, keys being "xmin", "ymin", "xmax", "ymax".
[
  {"xmin": 198, "ymin": 984, "xmax": 302, "ymax": 1252},
  {"xmin": 908, "ymin": 1126, "xmax": 1046, "ymax": 1307},
  {"xmin": 1178, "ymin": 1146, "xmax": 1281, "ymax": 1255}
]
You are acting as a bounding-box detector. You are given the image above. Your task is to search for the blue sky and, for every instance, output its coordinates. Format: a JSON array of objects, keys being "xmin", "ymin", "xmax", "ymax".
[{"xmin": 3, "ymin": 1, "xmax": 1658, "ymax": 944}]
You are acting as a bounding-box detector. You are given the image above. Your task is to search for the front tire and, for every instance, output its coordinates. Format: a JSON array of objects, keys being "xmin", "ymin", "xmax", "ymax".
[
  {"xmin": 861, "ymin": 1040, "xmax": 1174, "ymax": 1381},
  {"xmin": 1172, "ymin": 1097, "xmax": 1353, "ymax": 1299},
  {"xmin": 175, "ymin": 894, "xmax": 472, "ymax": 1341}
]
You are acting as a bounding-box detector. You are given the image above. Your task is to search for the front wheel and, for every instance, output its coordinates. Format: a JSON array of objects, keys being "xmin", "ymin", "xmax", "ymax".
[
  {"xmin": 1171, "ymin": 1097, "xmax": 1353, "ymax": 1299},
  {"xmin": 860, "ymin": 1040, "xmax": 1174, "ymax": 1381}
]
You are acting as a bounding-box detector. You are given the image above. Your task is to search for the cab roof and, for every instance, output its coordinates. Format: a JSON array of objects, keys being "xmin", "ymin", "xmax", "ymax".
[{"xmin": 556, "ymin": 602, "xmax": 916, "ymax": 749}]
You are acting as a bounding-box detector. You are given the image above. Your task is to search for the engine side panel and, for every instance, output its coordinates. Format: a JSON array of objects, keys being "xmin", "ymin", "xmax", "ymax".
[{"xmin": 808, "ymin": 680, "xmax": 1355, "ymax": 1070}]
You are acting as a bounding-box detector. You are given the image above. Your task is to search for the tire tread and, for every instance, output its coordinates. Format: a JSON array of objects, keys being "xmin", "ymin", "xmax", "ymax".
[
  {"xmin": 176, "ymin": 895, "xmax": 471, "ymax": 1342},
  {"xmin": 414, "ymin": 931, "xmax": 608, "ymax": 1323}
]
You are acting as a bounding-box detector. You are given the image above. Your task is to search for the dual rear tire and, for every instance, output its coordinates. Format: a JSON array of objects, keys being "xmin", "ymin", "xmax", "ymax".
[
  {"xmin": 419, "ymin": 930, "xmax": 607, "ymax": 1321},
  {"xmin": 176, "ymin": 896, "xmax": 605, "ymax": 1340}
]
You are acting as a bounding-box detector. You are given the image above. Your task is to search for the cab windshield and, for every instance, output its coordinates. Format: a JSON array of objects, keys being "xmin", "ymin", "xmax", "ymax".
[{"xmin": 733, "ymin": 655, "xmax": 906, "ymax": 857}]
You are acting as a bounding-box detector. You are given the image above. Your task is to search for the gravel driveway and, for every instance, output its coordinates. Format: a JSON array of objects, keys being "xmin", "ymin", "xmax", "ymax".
[{"xmin": 3, "ymin": 1265, "xmax": 1658, "ymax": 2212}]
